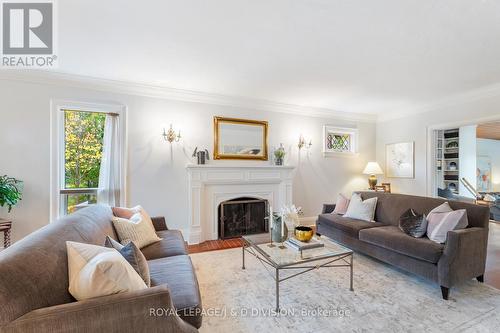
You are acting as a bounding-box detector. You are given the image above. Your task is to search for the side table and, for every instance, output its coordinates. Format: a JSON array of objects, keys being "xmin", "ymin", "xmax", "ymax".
[{"xmin": 0, "ymin": 219, "xmax": 12, "ymax": 248}]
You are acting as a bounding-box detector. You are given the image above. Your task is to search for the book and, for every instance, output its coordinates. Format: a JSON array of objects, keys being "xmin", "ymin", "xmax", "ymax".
[{"xmin": 284, "ymin": 237, "xmax": 324, "ymax": 251}]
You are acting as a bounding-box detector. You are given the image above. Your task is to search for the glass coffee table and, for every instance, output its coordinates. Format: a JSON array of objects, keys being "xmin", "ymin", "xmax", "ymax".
[{"xmin": 242, "ymin": 233, "xmax": 354, "ymax": 311}]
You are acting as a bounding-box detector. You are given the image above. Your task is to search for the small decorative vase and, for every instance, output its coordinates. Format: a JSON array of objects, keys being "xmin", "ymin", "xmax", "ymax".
[
  {"xmin": 275, "ymin": 158, "xmax": 283, "ymax": 166},
  {"xmin": 271, "ymin": 214, "xmax": 288, "ymax": 243}
]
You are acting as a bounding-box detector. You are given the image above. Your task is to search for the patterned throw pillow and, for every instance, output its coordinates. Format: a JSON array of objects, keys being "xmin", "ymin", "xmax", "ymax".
[
  {"xmin": 66, "ymin": 241, "xmax": 147, "ymax": 301},
  {"xmin": 343, "ymin": 193, "xmax": 378, "ymax": 222},
  {"xmin": 398, "ymin": 208, "xmax": 428, "ymax": 238},
  {"xmin": 332, "ymin": 194, "xmax": 350, "ymax": 215},
  {"xmin": 426, "ymin": 202, "xmax": 468, "ymax": 243},
  {"xmin": 105, "ymin": 236, "xmax": 151, "ymax": 287},
  {"xmin": 112, "ymin": 212, "xmax": 161, "ymax": 249}
]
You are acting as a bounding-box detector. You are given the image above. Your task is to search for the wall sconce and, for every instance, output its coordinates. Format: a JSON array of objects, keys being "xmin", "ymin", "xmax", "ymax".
[
  {"xmin": 298, "ymin": 134, "xmax": 312, "ymax": 150},
  {"xmin": 162, "ymin": 124, "xmax": 181, "ymax": 143}
]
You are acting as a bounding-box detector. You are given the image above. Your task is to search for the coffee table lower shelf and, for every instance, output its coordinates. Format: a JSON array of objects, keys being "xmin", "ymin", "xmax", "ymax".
[{"xmin": 242, "ymin": 236, "xmax": 354, "ymax": 312}]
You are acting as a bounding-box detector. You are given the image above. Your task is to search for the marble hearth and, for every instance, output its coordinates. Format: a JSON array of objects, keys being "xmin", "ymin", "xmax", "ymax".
[{"xmin": 186, "ymin": 164, "xmax": 294, "ymax": 244}]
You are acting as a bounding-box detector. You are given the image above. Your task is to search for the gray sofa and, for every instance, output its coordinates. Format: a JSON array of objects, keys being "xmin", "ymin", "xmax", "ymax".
[
  {"xmin": 0, "ymin": 205, "xmax": 202, "ymax": 333},
  {"xmin": 316, "ymin": 192, "xmax": 490, "ymax": 300}
]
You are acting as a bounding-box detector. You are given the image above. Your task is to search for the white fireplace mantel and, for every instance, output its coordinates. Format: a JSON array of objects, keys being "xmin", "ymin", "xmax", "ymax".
[{"xmin": 186, "ymin": 164, "xmax": 295, "ymax": 244}]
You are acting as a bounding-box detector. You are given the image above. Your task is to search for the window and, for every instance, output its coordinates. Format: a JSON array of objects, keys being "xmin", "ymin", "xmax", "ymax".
[
  {"xmin": 322, "ymin": 126, "xmax": 358, "ymax": 156},
  {"xmin": 61, "ymin": 110, "xmax": 106, "ymax": 215},
  {"xmin": 51, "ymin": 101, "xmax": 126, "ymax": 220}
]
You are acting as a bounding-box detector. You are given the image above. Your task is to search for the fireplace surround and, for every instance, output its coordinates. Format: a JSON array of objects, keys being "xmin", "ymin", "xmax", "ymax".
[{"xmin": 186, "ymin": 164, "xmax": 294, "ymax": 244}]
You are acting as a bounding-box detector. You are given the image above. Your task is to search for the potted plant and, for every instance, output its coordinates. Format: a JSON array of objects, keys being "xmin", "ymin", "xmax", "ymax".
[
  {"xmin": 0, "ymin": 175, "xmax": 23, "ymax": 213},
  {"xmin": 274, "ymin": 144, "xmax": 286, "ymax": 166}
]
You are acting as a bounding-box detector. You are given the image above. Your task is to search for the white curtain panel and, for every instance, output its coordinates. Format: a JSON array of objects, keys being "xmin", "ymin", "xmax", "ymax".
[{"xmin": 98, "ymin": 114, "xmax": 122, "ymax": 206}]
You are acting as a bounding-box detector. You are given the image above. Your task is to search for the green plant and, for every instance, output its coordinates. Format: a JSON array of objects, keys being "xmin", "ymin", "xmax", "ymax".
[
  {"xmin": 274, "ymin": 145, "xmax": 286, "ymax": 159},
  {"xmin": 0, "ymin": 175, "xmax": 23, "ymax": 212}
]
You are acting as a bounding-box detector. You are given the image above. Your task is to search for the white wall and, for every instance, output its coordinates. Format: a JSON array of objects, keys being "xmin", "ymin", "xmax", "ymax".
[
  {"xmin": 477, "ymin": 138, "xmax": 500, "ymax": 192},
  {"xmin": 0, "ymin": 78, "xmax": 375, "ymax": 243},
  {"xmin": 459, "ymin": 125, "xmax": 477, "ymax": 198},
  {"xmin": 376, "ymin": 94, "xmax": 500, "ymax": 196}
]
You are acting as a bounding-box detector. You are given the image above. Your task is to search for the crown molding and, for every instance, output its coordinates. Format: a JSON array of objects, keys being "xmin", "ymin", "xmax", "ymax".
[
  {"xmin": 0, "ymin": 70, "xmax": 377, "ymax": 123},
  {"xmin": 377, "ymin": 82, "xmax": 500, "ymax": 123}
]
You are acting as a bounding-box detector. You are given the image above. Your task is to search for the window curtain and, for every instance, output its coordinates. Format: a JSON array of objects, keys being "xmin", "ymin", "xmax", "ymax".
[{"xmin": 98, "ymin": 114, "xmax": 122, "ymax": 206}]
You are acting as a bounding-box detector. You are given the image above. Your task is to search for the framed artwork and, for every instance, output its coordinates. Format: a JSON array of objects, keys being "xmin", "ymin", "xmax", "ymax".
[
  {"xmin": 322, "ymin": 126, "xmax": 358, "ymax": 157},
  {"xmin": 386, "ymin": 142, "xmax": 414, "ymax": 178},
  {"xmin": 213, "ymin": 116, "xmax": 268, "ymax": 160},
  {"xmin": 477, "ymin": 156, "xmax": 492, "ymax": 192}
]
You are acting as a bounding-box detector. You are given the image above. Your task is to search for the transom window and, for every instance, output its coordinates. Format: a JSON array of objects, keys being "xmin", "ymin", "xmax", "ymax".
[{"xmin": 323, "ymin": 126, "xmax": 358, "ymax": 156}]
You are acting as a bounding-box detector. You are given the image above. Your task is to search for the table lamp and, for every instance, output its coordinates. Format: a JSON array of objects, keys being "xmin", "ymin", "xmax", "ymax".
[{"xmin": 363, "ymin": 162, "xmax": 384, "ymax": 190}]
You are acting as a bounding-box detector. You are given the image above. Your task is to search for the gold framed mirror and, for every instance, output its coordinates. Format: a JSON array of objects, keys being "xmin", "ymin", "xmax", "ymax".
[{"xmin": 213, "ymin": 116, "xmax": 268, "ymax": 160}]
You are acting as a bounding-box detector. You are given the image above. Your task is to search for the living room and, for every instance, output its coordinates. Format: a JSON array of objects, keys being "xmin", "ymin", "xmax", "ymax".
[{"xmin": 1, "ymin": 1, "xmax": 500, "ymax": 332}]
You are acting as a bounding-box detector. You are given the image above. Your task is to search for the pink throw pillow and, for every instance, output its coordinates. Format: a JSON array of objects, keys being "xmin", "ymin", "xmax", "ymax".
[
  {"xmin": 332, "ymin": 194, "xmax": 350, "ymax": 215},
  {"xmin": 112, "ymin": 206, "xmax": 135, "ymax": 219}
]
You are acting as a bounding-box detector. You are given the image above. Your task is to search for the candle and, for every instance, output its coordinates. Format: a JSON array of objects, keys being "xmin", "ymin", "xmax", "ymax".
[
  {"xmin": 269, "ymin": 205, "xmax": 273, "ymax": 230},
  {"xmin": 281, "ymin": 212, "xmax": 285, "ymax": 238}
]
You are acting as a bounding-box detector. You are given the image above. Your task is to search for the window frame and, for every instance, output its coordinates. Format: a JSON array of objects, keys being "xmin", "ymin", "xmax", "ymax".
[
  {"xmin": 322, "ymin": 125, "xmax": 359, "ymax": 157},
  {"xmin": 50, "ymin": 100, "xmax": 127, "ymax": 221}
]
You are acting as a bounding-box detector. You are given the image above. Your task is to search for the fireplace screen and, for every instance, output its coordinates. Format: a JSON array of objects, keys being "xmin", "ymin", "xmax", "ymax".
[{"xmin": 218, "ymin": 197, "xmax": 268, "ymax": 239}]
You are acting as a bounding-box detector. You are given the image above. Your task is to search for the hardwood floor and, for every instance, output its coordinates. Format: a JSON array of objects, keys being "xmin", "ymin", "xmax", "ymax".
[
  {"xmin": 188, "ymin": 223, "xmax": 500, "ymax": 290},
  {"xmin": 188, "ymin": 238, "xmax": 243, "ymax": 254}
]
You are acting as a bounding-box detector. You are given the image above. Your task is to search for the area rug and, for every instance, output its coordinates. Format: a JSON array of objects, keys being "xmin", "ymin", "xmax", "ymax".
[{"xmin": 190, "ymin": 248, "xmax": 500, "ymax": 333}]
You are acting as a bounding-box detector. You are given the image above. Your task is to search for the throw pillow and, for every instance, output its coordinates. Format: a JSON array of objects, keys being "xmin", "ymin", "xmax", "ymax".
[
  {"xmin": 398, "ymin": 208, "xmax": 428, "ymax": 238},
  {"xmin": 112, "ymin": 205, "xmax": 157, "ymax": 234},
  {"xmin": 426, "ymin": 202, "xmax": 468, "ymax": 243},
  {"xmin": 343, "ymin": 193, "xmax": 378, "ymax": 222},
  {"xmin": 105, "ymin": 236, "xmax": 151, "ymax": 287},
  {"xmin": 66, "ymin": 241, "xmax": 147, "ymax": 301},
  {"xmin": 332, "ymin": 194, "xmax": 350, "ymax": 215},
  {"xmin": 112, "ymin": 212, "xmax": 162, "ymax": 249}
]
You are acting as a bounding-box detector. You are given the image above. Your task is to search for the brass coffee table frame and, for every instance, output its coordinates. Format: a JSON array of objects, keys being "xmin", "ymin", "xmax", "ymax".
[{"xmin": 242, "ymin": 234, "xmax": 353, "ymax": 311}]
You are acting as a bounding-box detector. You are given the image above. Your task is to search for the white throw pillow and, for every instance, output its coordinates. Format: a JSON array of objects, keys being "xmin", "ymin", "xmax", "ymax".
[
  {"xmin": 112, "ymin": 212, "xmax": 162, "ymax": 249},
  {"xmin": 426, "ymin": 202, "xmax": 468, "ymax": 243},
  {"xmin": 343, "ymin": 193, "xmax": 378, "ymax": 222},
  {"xmin": 66, "ymin": 241, "xmax": 147, "ymax": 301}
]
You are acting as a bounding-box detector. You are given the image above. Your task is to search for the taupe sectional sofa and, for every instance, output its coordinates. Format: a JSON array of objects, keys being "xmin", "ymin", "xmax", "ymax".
[
  {"xmin": 0, "ymin": 205, "xmax": 202, "ymax": 333},
  {"xmin": 317, "ymin": 192, "xmax": 490, "ymax": 300}
]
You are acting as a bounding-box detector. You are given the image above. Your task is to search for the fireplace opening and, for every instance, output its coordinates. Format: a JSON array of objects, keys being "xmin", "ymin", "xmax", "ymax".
[{"xmin": 218, "ymin": 197, "xmax": 268, "ymax": 239}]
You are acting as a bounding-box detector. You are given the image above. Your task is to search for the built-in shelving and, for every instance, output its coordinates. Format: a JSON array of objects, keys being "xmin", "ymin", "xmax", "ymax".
[{"xmin": 435, "ymin": 129, "xmax": 460, "ymax": 194}]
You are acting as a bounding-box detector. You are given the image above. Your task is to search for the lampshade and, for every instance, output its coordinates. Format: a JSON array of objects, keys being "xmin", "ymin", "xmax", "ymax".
[{"xmin": 363, "ymin": 162, "xmax": 383, "ymax": 175}]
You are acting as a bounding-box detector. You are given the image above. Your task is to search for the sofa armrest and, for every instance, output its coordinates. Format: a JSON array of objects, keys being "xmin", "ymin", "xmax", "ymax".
[
  {"xmin": 152, "ymin": 216, "xmax": 168, "ymax": 231},
  {"xmin": 2, "ymin": 285, "xmax": 198, "ymax": 333},
  {"xmin": 322, "ymin": 204, "xmax": 336, "ymax": 214},
  {"xmin": 438, "ymin": 227, "xmax": 488, "ymax": 288}
]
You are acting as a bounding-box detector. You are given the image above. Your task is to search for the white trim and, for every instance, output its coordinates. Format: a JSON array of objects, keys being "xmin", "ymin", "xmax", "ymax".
[
  {"xmin": 322, "ymin": 126, "xmax": 359, "ymax": 157},
  {"xmin": 49, "ymin": 99, "xmax": 127, "ymax": 222},
  {"xmin": 2, "ymin": 70, "xmax": 377, "ymax": 123},
  {"xmin": 425, "ymin": 114, "xmax": 500, "ymax": 198}
]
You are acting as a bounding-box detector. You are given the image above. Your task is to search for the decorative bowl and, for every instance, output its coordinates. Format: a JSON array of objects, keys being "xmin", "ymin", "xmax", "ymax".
[{"xmin": 294, "ymin": 226, "xmax": 314, "ymax": 242}]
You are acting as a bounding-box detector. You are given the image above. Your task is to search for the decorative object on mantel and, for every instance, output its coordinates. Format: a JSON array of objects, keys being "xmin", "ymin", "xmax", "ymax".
[
  {"xmin": 213, "ymin": 116, "xmax": 268, "ymax": 160},
  {"xmin": 386, "ymin": 141, "xmax": 415, "ymax": 178},
  {"xmin": 297, "ymin": 134, "xmax": 312, "ymax": 151},
  {"xmin": 362, "ymin": 162, "xmax": 384, "ymax": 190},
  {"xmin": 192, "ymin": 147, "xmax": 210, "ymax": 165},
  {"xmin": 273, "ymin": 144, "xmax": 286, "ymax": 165},
  {"xmin": 323, "ymin": 125, "xmax": 358, "ymax": 157},
  {"xmin": 162, "ymin": 124, "xmax": 181, "ymax": 143}
]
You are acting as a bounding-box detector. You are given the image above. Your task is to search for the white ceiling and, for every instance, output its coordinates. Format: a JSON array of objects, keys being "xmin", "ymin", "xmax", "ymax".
[{"xmin": 54, "ymin": 0, "xmax": 500, "ymax": 118}]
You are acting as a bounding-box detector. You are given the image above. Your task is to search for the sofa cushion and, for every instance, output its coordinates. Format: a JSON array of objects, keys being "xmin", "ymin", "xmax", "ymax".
[
  {"xmin": 148, "ymin": 255, "xmax": 202, "ymax": 329},
  {"xmin": 359, "ymin": 226, "xmax": 444, "ymax": 263},
  {"xmin": 317, "ymin": 213, "xmax": 385, "ymax": 238},
  {"xmin": 141, "ymin": 230, "xmax": 188, "ymax": 260}
]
